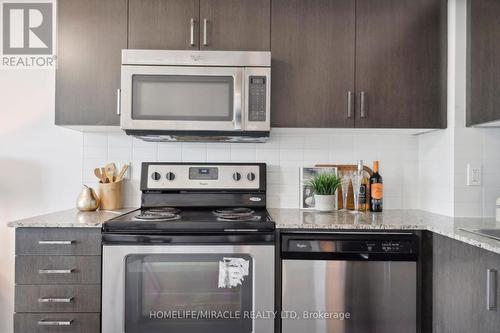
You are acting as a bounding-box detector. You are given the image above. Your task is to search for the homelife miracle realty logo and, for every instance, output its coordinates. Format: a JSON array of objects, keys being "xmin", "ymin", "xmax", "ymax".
[{"xmin": 1, "ymin": 0, "xmax": 56, "ymax": 68}]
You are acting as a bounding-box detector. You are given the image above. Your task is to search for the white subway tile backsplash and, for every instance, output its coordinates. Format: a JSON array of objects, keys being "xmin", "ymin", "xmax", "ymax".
[
  {"xmin": 158, "ymin": 143, "xmax": 182, "ymax": 161},
  {"xmin": 108, "ymin": 147, "xmax": 133, "ymax": 161},
  {"xmin": 182, "ymin": 143, "xmax": 207, "ymax": 162},
  {"xmin": 83, "ymin": 133, "xmax": 107, "ymax": 147},
  {"xmin": 82, "ymin": 131, "xmax": 420, "ymax": 209},
  {"xmin": 230, "ymin": 146, "xmax": 256, "ymax": 162},
  {"xmin": 206, "ymin": 144, "xmax": 231, "ymax": 162}
]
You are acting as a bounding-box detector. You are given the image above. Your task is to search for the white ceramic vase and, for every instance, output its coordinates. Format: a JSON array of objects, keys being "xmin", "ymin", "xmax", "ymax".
[{"xmin": 314, "ymin": 194, "xmax": 336, "ymax": 212}]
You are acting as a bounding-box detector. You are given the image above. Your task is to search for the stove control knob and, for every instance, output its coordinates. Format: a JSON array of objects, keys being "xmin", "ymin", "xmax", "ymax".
[
  {"xmin": 151, "ymin": 172, "xmax": 161, "ymax": 181},
  {"xmin": 165, "ymin": 172, "xmax": 176, "ymax": 181},
  {"xmin": 247, "ymin": 172, "xmax": 256, "ymax": 182},
  {"xmin": 233, "ymin": 172, "xmax": 242, "ymax": 181}
]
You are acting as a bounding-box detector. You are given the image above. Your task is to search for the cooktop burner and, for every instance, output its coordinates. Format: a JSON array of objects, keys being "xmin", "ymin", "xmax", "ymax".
[
  {"xmin": 145, "ymin": 207, "xmax": 182, "ymax": 215},
  {"xmin": 104, "ymin": 207, "xmax": 274, "ymax": 233},
  {"xmin": 216, "ymin": 215, "xmax": 262, "ymax": 222},
  {"xmin": 134, "ymin": 212, "xmax": 181, "ymax": 221}
]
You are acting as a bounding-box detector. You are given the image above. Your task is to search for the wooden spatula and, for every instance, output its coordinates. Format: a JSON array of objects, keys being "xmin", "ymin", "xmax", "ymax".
[
  {"xmin": 116, "ymin": 164, "xmax": 129, "ymax": 182},
  {"xmin": 104, "ymin": 163, "xmax": 117, "ymax": 183},
  {"xmin": 94, "ymin": 168, "xmax": 107, "ymax": 183}
]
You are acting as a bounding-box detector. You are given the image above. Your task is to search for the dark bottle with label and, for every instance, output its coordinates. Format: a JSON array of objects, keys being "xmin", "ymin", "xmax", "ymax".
[
  {"xmin": 357, "ymin": 160, "xmax": 369, "ymax": 211},
  {"xmin": 370, "ymin": 161, "xmax": 383, "ymax": 212}
]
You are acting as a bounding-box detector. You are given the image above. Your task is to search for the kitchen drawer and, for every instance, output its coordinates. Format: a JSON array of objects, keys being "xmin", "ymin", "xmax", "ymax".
[
  {"xmin": 14, "ymin": 313, "xmax": 100, "ymax": 333},
  {"xmin": 16, "ymin": 228, "xmax": 101, "ymax": 255},
  {"xmin": 16, "ymin": 256, "xmax": 101, "ymax": 285},
  {"xmin": 15, "ymin": 285, "xmax": 101, "ymax": 313}
]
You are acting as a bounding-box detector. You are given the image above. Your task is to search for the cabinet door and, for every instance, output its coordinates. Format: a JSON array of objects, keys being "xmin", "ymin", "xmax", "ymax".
[
  {"xmin": 432, "ymin": 234, "xmax": 500, "ymax": 333},
  {"xmin": 467, "ymin": 0, "xmax": 500, "ymax": 126},
  {"xmin": 55, "ymin": 0, "xmax": 127, "ymax": 126},
  {"xmin": 271, "ymin": 0, "xmax": 355, "ymax": 128},
  {"xmin": 128, "ymin": 0, "xmax": 199, "ymax": 50},
  {"xmin": 199, "ymin": 0, "xmax": 270, "ymax": 51},
  {"xmin": 355, "ymin": 0, "xmax": 447, "ymax": 128}
]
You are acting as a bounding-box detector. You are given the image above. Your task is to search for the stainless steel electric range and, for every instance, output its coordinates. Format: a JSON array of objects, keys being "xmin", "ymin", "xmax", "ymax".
[{"xmin": 102, "ymin": 162, "xmax": 275, "ymax": 333}]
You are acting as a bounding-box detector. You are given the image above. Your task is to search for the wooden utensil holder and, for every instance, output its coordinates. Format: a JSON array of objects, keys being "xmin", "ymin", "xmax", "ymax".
[{"xmin": 98, "ymin": 180, "xmax": 123, "ymax": 210}]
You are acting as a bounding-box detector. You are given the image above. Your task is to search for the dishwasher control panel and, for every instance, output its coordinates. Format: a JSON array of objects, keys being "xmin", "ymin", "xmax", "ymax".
[
  {"xmin": 288, "ymin": 239, "xmax": 414, "ymax": 254},
  {"xmin": 281, "ymin": 233, "xmax": 419, "ymax": 261}
]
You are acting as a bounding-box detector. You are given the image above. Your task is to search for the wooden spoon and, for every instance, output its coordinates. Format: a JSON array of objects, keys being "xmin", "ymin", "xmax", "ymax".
[
  {"xmin": 116, "ymin": 164, "xmax": 129, "ymax": 182},
  {"xmin": 94, "ymin": 168, "xmax": 106, "ymax": 183},
  {"xmin": 104, "ymin": 163, "xmax": 116, "ymax": 183}
]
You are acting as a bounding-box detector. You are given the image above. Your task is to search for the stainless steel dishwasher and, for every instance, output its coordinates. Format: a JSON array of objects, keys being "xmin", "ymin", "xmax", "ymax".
[{"xmin": 281, "ymin": 232, "xmax": 418, "ymax": 333}]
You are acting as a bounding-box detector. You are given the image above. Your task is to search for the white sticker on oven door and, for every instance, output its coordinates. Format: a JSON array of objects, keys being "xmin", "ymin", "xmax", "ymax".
[{"xmin": 218, "ymin": 257, "xmax": 250, "ymax": 288}]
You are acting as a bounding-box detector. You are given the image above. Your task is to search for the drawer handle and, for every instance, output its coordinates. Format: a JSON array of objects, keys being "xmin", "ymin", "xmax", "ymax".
[
  {"xmin": 38, "ymin": 240, "xmax": 75, "ymax": 245},
  {"xmin": 38, "ymin": 269, "xmax": 74, "ymax": 274},
  {"xmin": 38, "ymin": 297, "xmax": 74, "ymax": 303},
  {"xmin": 38, "ymin": 319, "xmax": 73, "ymax": 326},
  {"xmin": 487, "ymin": 268, "xmax": 498, "ymax": 311}
]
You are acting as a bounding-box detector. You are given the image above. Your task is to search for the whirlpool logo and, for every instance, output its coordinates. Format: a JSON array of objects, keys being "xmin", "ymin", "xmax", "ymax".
[{"xmin": 1, "ymin": 0, "xmax": 56, "ymax": 68}]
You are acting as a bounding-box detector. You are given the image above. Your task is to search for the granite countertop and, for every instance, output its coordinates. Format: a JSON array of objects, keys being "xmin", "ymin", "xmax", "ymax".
[
  {"xmin": 7, "ymin": 208, "xmax": 136, "ymax": 228},
  {"xmin": 7, "ymin": 208, "xmax": 500, "ymax": 255},
  {"xmin": 269, "ymin": 209, "xmax": 500, "ymax": 255}
]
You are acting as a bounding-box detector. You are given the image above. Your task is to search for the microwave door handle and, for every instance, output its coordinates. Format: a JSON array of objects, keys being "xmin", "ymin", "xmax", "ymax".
[
  {"xmin": 234, "ymin": 93, "xmax": 242, "ymax": 130},
  {"xmin": 233, "ymin": 73, "xmax": 243, "ymax": 130}
]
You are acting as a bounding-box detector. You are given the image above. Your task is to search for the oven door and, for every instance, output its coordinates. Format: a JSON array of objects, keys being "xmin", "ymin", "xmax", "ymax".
[
  {"xmin": 102, "ymin": 244, "xmax": 274, "ymax": 333},
  {"xmin": 120, "ymin": 66, "xmax": 244, "ymax": 132}
]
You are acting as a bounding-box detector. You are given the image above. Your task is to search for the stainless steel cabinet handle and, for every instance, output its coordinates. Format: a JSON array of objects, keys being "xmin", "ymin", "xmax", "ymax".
[
  {"xmin": 203, "ymin": 18, "xmax": 208, "ymax": 46},
  {"xmin": 360, "ymin": 91, "xmax": 367, "ymax": 118},
  {"xmin": 38, "ymin": 269, "xmax": 74, "ymax": 274},
  {"xmin": 38, "ymin": 297, "xmax": 74, "ymax": 303},
  {"xmin": 189, "ymin": 18, "xmax": 196, "ymax": 46},
  {"xmin": 116, "ymin": 88, "xmax": 121, "ymax": 115},
  {"xmin": 487, "ymin": 269, "xmax": 497, "ymax": 311},
  {"xmin": 38, "ymin": 240, "xmax": 74, "ymax": 245},
  {"xmin": 347, "ymin": 91, "xmax": 353, "ymax": 118},
  {"xmin": 38, "ymin": 319, "xmax": 73, "ymax": 326}
]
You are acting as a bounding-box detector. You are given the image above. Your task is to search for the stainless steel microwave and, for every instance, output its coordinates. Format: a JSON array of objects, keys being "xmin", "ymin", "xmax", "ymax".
[{"xmin": 119, "ymin": 50, "xmax": 271, "ymax": 142}]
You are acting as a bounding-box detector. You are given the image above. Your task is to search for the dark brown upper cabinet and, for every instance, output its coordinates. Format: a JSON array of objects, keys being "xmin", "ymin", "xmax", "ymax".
[
  {"xmin": 355, "ymin": 0, "xmax": 447, "ymax": 129},
  {"xmin": 128, "ymin": 0, "xmax": 270, "ymax": 51},
  {"xmin": 55, "ymin": 0, "xmax": 127, "ymax": 126},
  {"xmin": 199, "ymin": 0, "xmax": 270, "ymax": 51},
  {"xmin": 467, "ymin": 0, "xmax": 500, "ymax": 127},
  {"xmin": 128, "ymin": 0, "xmax": 199, "ymax": 50},
  {"xmin": 271, "ymin": 0, "xmax": 356, "ymax": 128},
  {"xmin": 271, "ymin": 0, "xmax": 447, "ymax": 129}
]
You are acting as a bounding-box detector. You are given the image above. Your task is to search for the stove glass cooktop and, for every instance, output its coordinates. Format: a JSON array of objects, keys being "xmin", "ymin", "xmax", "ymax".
[{"xmin": 104, "ymin": 207, "xmax": 275, "ymax": 233}]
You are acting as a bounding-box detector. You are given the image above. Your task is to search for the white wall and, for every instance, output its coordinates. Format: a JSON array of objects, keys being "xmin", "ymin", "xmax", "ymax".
[
  {"xmin": 0, "ymin": 70, "xmax": 83, "ymax": 333},
  {"xmin": 82, "ymin": 129, "xmax": 420, "ymax": 210}
]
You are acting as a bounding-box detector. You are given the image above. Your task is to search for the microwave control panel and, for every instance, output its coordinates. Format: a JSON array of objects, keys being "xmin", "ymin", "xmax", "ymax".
[{"xmin": 248, "ymin": 76, "xmax": 267, "ymax": 122}]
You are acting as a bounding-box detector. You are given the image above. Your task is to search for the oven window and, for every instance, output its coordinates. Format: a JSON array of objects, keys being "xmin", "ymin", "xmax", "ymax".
[
  {"xmin": 125, "ymin": 254, "xmax": 253, "ymax": 333},
  {"xmin": 132, "ymin": 75, "xmax": 234, "ymax": 121}
]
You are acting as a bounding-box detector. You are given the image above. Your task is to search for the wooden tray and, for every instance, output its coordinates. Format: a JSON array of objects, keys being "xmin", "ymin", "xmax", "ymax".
[{"xmin": 315, "ymin": 164, "xmax": 374, "ymax": 210}]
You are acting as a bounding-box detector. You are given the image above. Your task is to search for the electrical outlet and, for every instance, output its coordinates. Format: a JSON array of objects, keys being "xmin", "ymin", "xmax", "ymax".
[{"xmin": 467, "ymin": 163, "xmax": 482, "ymax": 186}]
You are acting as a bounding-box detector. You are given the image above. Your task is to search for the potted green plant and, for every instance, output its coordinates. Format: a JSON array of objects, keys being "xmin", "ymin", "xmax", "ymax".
[{"xmin": 308, "ymin": 173, "xmax": 342, "ymax": 212}]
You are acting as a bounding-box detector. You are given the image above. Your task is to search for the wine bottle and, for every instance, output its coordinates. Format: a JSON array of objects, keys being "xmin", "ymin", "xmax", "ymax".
[
  {"xmin": 357, "ymin": 160, "xmax": 370, "ymax": 211},
  {"xmin": 370, "ymin": 161, "xmax": 383, "ymax": 212}
]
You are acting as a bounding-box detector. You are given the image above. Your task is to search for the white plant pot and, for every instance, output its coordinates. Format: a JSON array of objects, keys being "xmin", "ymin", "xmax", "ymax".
[{"xmin": 314, "ymin": 194, "xmax": 336, "ymax": 212}]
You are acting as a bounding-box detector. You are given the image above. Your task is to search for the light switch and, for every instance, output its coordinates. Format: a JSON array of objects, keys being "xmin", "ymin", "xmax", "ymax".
[{"xmin": 467, "ymin": 163, "xmax": 482, "ymax": 186}]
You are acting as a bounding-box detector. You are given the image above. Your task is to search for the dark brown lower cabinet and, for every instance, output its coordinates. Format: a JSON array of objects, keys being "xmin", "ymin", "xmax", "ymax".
[
  {"xmin": 14, "ymin": 228, "xmax": 102, "ymax": 333},
  {"xmin": 427, "ymin": 233, "xmax": 500, "ymax": 333}
]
